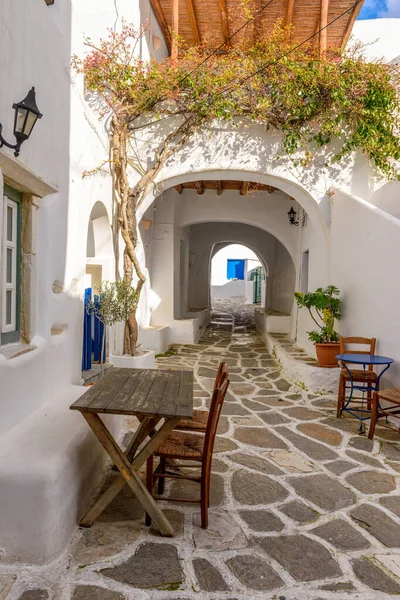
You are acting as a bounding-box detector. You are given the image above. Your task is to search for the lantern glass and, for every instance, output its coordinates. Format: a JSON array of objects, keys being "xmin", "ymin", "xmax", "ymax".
[{"xmin": 23, "ymin": 110, "xmax": 38, "ymax": 137}]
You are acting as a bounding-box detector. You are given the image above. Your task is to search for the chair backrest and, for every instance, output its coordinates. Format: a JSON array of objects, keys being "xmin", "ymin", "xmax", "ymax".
[
  {"xmin": 213, "ymin": 361, "xmax": 229, "ymax": 392},
  {"xmin": 339, "ymin": 336, "xmax": 376, "ymax": 371},
  {"xmin": 202, "ymin": 378, "xmax": 230, "ymax": 463}
]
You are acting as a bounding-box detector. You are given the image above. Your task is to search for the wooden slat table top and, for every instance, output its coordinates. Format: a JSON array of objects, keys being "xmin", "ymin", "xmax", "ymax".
[{"xmin": 70, "ymin": 368, "xmax": 193, "ymax": 418}]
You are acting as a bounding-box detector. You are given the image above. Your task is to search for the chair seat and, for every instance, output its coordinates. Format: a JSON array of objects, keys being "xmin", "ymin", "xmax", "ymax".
[
  {"xmin": 175, "ymin": 410, "xmax": 208, "ymax": 431},
  {"xmin": 377, "ymin": 388, "xmax": 400, "ymax": 405},
  {"xmin": 341, "ymin": 368, "xmax": 378, "ymax": 382},
  {"xmin": 155, "ymin": 430, "xmax": 204, "ymax": 460}
]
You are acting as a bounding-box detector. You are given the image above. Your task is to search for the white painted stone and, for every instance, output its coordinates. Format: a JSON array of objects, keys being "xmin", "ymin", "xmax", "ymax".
[
  {"xmin": 193, "ymin": 511, "xmax": 247, "ymax": 551},
  {"xmin": 265, "ymin": 450, "xmax": 316, "ymax": 473}
]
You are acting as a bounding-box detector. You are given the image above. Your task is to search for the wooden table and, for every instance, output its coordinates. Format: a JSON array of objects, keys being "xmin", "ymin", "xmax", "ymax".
[{"xmin": 70, "ymin": 367, "xmax": 193, "ymax": 536}]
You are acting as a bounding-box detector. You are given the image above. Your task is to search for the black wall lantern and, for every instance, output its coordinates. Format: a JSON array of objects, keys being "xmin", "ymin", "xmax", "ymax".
[
  {"xmin": 287, "ymin": 206, "xmax": 299, "ymax": 226},
  {"xmin": 0, "ymin": 87, "xmax": 42, "ymax": 157}
]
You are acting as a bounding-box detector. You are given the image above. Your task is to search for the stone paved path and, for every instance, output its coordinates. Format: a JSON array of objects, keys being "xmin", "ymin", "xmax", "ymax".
[{"xmin": 3, "ymin": 299, "xmax": 400, "ymax": 599}]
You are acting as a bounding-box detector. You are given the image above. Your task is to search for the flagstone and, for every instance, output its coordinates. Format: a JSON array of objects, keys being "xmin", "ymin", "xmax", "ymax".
[
  {"xmin": 238, "ymin": 510, "xmax": 284, "ymax": 532},
  {"xmin": 257, "ymin": 535, "xmax": 341, "ymax": 581},
  {"xmin": 379, "ymin": 495, "xmax": 400, "ymax": 517},
  {"xmin": 101, "ymin": 542, "xmax": 183, "ymax": 589},
  {"xmin": 311, "ymin": 518, "xmax": 370, "ymax": 550},
  {"xmin": 380, "ymin": 442, "xmax": 400, "ymax": 461},
  {"xmin": 347, "ymin": 435, "xmax": 374, "ymax": 452},
  {"xmin": 231, "ymin": 469, "xmax": 289, "ymax": 505},
  {"xmin": 345, "ymin": 470, "xmax": 396, "ymax": 494},
  {"xmin": 74, "ymin": 521, "xmax": 140, "ymax": 564},
  {"xmin": 352, "ymin": 557, "xmax": 400, "ymax": 594},
  {"xmin": 193, "ymin": 512, "xmax": 247, "ymax": 551},
  {"xmin": 231, "ymin": 415, "xmax": 264, "ymax": 426},
  {"xmin": 345, "ymin": 450, "xmax": 385, "ymax": 469},
  {"xmin": 259, "ymin": 412, "xmax": 291, "ymax": 425},
  {"xmin": 18, "ymin": 592, "xmax": 49, "ymax": 600},
  {"xmin": 234, "ymin": 427, "xmax": 288, "ymax": 449},
  {"xmin": 226, "ymin": 555, "xmax": 283, "ymax": 590},
  {"xmin": 325, "ymin": 459, "xmax": 358, "ymax": 475},
  {"xmin": 350, "ymin": 504, "xmax": 400, "ymax": 547},
  {"xmin": 214, "ymin": 437, "xmax": 239, "ymax": 452},
  {"xmin": 275, "ymin": 427, "xmax": 338, "ymax": 461},
  {"xmin": 265, "ymin": 450, "xmax": 315, "ymax": 473},
  {"xmin": 192, "ymin": 558, "xmax": 229, "ymax": 591},
  {"xmin": 170, "ymin": 473, "xmax": 224, "ymax": 506},
  {"xmin": 288, "ymin": 474, "xmax": 356, "ymax": 511},
  {"xmin": 373, "ymin": 427, "xmax": 400, "ymax": 442},
  {"xmin": 71, "ymin": 588, "xmax": 124, "ymax": 600},
  {"xmin": 296, "ymin": 423, "xmax": 342, "ymax": 446},
  {"xmin": 278, "ymin": 500, "xmax": 318, "ymax": 523},
  {"xmin": 242, "ymin": 398, "xmax": 273, "ymax": 411},
  {"xmin": 228, "ymin": 452, "xmax": 283, "ymax": 475},
  {"xmin": 283, "ymin": 407, "xmax": 323, "ymax": 421}
]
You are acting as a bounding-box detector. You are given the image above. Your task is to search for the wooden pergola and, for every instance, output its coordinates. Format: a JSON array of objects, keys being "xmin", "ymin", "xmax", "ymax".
[
  {"xmin": 150, "ymin": 0, "xmax": 364, "ymax": 58},
  {"xmin": 175, "ymin": 180, "xmax": 278, "ymax": 195}
]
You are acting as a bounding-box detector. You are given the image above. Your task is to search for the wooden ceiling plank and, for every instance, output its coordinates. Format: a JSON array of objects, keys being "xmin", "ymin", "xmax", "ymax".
[
  {"xmin": 341, "ymin": 2, "xmax": 364, "ymax": 49},
  {"xmin": 240, "ymin": 181, "xmax": 250, "ymax": 196},
  {"xmin": 171, "ymin": 0, "xmax": 179, "ymax": 60},
  {"xmin": 319, "ymin": 0, "xmax": 329, "ymax": 57},
  {"xmin": 216, "ymin": 181, "xmax": 223, "ymax": 195},
  {"xmin": 149, "ymin": 0, "xmax": 171, "ymax": 52},
  {"xmin": 186, "ymin": 0, "xmax": 201, "ymax": 45},
  {"xmin": 175, "ymin": 184, "xmax": 183, "ymax": 194},
  {"xmin": 195, "ymin": 181, "xmax": 204, "ymax": 195},
  {"xmin": 218, "ymin": 0, "xmax": 231, "ymax": 47}
]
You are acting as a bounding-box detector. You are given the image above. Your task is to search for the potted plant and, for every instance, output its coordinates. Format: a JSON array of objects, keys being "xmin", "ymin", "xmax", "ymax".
[
  {"xmin": 87, "ymin": 279, "xmax": 155, "ymax": 370},
  {"xmin": 294, "ymin": 285, "xmax": 341, "ymax": 367}
]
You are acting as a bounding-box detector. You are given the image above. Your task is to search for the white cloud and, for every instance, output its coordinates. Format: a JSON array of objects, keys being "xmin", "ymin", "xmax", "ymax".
[{"xmin": 379, "ymin": 0, "xmax": 400, "ymax": 17}]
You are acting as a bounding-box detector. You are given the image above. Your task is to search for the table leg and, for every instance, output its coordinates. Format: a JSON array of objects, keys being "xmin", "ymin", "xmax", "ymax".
[{"xmin": 80, "ymin": 413, "xmax": 181, "ymax": 533}]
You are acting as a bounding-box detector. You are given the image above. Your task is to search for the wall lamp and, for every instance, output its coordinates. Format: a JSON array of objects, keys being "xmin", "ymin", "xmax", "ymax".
[
  {"xmin": 0, "ymin": 87, "xmax": 42, "ymax": 157},
  {"xmin": 287, "ymin": 206, "xmax": 299, "ymax": 226}
]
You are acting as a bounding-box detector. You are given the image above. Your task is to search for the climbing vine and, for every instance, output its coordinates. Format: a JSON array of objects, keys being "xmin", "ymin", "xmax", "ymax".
[{"xmin": 72, "ymin": 18, "xmax": 400, "ymax": 353}]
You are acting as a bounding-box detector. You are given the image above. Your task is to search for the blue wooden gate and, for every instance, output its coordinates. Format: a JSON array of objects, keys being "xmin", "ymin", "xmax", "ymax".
[{"xmin": 82, "ymin": 288, "xmax": 106, "ymax": 371}]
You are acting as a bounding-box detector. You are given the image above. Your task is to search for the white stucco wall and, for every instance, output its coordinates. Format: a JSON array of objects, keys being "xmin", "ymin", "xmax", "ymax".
[{"xmin": 0, "ymin": 0, "xmax": 168, "ymax": 565}]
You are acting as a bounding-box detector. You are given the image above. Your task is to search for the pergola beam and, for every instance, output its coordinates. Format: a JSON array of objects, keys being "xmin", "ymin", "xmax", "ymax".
[
  {"xmin": 341, "ymin": 1, "xmax": 364, "ymax": 49},
  {"xmin": 175, "ymin": 184, "xmax": 183, "ymax": 194},
  {"xmin": 240, "ymin": 181, "xmax": 250, "ymax": 196},
  {"xmin": 319, "ymin": 0, "xmax": 329, "ymax": 56},
  {"xmin": 285, "ymin": 0, "xmax": 295, "ymax": 35},
  {"xmin": 195, "ymin": 181, "xmax": 204, "ymax": 195},
  {"xmin": 218, "ymin": 0, "xmax": 231, "ymax": 46},
  {"xmin": 150, "ymin": 0, "xmax": 171, "ymax": 52},
  {"xmin": 171, "ymin": 0, "xmax": 179, "ymax": 60},
  {"xmin": 186, "ymin": 0, "xmax": 201, "ymax": 45}
]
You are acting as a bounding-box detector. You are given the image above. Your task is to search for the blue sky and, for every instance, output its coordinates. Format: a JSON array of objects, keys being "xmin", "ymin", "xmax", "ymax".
[{"xmin": 359, "ymin": 0, "xmax": 400, "ymax": 19}]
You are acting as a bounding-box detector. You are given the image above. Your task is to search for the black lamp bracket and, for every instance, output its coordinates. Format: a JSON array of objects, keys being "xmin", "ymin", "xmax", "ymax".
[{"xmin": 0, "ymin": 124, "xmax": 21, "ymax": 157}]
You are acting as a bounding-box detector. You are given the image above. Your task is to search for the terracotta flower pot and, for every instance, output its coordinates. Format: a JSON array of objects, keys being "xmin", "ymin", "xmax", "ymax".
[{"xmin": 315, "ymin": 343, "xmax": 340, "ymax": 368}]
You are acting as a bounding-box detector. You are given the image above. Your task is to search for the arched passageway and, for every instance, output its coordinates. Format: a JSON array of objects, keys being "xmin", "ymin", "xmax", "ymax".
[
  {"xmin": 85, "ymin": 201, "xmax": 113, "ymax": 290},
  {"xmin": 140, "ymin": 179, "xmax": 299, "ymax": 347}
]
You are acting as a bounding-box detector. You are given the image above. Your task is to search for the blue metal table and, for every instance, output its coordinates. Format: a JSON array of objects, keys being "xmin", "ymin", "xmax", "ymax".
[{"xmin": 336, "ymin": 354, "xmax": 394, "ymax": 433}]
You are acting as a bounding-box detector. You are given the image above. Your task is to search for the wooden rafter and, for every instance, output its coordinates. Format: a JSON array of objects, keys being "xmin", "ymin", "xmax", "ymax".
[
  {"xmin": 319, "ymin": 0, "xmax": 329, "ymax": 56},
  {"xmin": 216, "ymin": 181, "xmax": 223, "ymax": 195},
  {"xmin": 150, "ymin": 0, "xmax": 171, "ymax": 52},
  {"xmin": 186, "ymin": 0, "xmax": 201, "ymax": 45},
  {"xmin": 171, "ymin": 0, "xmax": 179, "ymax": 60},
  {"xmin": 240, "ymin": 181, "xmax": 250, "ymax": 196},
  {"xmin": 285, "ymin": 0, "xmax": 295, "ymax": 36},
  {"xmin": 218, "ymin": 0, "xmax": 231, "ymax": 46},
  {"xmin": 175, "ymin": 184, "xmax": 183, "ymax": 194},
  {"xmin": 341, "ymin": 1, "xmax": 364, "ymax": 48},
  {"xmin": 253, "ymin": 0, "xmax": 262, "ymax": 44},
  {"xmin": 195, "ymin": 181, "xmax": 204, "ymax": 195}
]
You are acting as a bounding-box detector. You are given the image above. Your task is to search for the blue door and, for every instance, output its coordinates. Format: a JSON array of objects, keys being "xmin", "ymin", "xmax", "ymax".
[{"xmin": 227, "ymin": 259, "xmax": 245, "ymax": 280}]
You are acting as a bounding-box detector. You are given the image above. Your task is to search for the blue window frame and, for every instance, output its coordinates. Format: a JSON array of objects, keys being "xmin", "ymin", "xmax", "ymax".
[{"xmin": 227, "ymin": 259, "xmax": 245, "ymax": 280}]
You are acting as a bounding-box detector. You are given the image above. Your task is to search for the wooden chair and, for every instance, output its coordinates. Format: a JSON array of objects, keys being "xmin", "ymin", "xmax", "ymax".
[
  {"xmin": 337, "ymin": 336, "xmax": 378, "ymax": 418},
  {"xmin": 368, "ymin": 388, "xmax": 400, "ymax": 440},
  {"xmin": 146, "ymin": 378, "xmax": 230, "ymax": 529},
  {"xmin": 174, "ymin": 361, "xmax": 228, "ymax": 433}
]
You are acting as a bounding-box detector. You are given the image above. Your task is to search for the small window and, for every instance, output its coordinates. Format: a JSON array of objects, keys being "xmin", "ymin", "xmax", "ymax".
[
  {"xmin": 227, "ymin": 259, "xmax": 245, "ymax": 280},
  {"xmin": 300, "ymin": 250, "xmax": 309, "ymax": 294},
  {"xmin": 1, "ymin": 185, "xmax": 22, "ymax": 345}
]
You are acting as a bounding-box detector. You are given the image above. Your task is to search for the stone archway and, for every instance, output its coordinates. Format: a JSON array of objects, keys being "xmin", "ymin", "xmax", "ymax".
[{"xmin": 86, "ymin": 201, "xmax": 113, "ymax": 289}]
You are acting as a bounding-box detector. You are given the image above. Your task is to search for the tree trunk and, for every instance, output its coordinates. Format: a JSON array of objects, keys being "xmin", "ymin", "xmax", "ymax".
[{"xmin": 124, "ymin": 311, "xmax": 138, "ymax": 355}]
